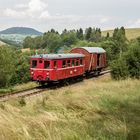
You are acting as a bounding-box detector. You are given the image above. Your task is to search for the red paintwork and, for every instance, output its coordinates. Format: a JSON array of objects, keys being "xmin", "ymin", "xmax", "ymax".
[
  {"xmin": 30, "ymin": 47, "xmax": 106, "ymax": 83},
  {"xmin": 30, "ymin": 57, "xmax": 85, "ymax": 82},
  {"xmin": 70, "ymin": 48, "xmax": 106, "ymax": 72}
]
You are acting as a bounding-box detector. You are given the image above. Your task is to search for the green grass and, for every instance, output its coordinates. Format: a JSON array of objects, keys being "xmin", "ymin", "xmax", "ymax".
[
  {"xmin": 0, "ymin": 82, "xmax": 38, "ymax": 94},
  {"xmin": 0, "ymin": 75, "xmax": 140, "ymax": 140},
  {"xmin": 102, "ymin": 28, "xmax": 140, "ymax": 40}
]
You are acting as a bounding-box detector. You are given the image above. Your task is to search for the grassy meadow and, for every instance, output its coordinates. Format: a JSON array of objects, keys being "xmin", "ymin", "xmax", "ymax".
[
  {"xmin": 0, "ymin": 74, "xmax": 140, "ymax": 140},
  {"xmin": 102, "ymin": 28, "xmax": 140, "ymax": 40},
  {"xmin": 0, "ymin": 82, "xmax": 38, "ymax": 94}
]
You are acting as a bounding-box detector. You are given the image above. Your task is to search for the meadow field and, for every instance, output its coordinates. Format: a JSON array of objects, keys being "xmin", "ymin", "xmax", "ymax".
[
  {"xmin": 0, "ymin": 74, "xmax": 140, "ymax": 140},
  {"xmin": 102, "ymin": 28, "xmax": 140, "ymax": 40}
]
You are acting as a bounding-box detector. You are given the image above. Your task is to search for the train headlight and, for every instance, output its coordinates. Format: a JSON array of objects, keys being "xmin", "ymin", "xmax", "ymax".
[
  {"xmin": 46, "ymin": 72, "xmax": 49, "ymax": 76},
  {"xmin": 31, "ymin": 71, "xmax": 34, "ymax": 75}
]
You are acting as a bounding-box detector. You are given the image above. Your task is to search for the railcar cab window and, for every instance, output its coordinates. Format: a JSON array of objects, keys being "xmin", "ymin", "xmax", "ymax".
[
  {"xmin": 54, "ymin": 61, "xmax": 57, "ymax": 69},
  {"xmin": 32, "ymin": 60, "xmax": 37, "ymax": 68},
  {"xmin": 44, "ymin": 61, "xmax": 50, "ymax": 69},
  {"xmin": 80, "ymin": 59, "xmax": 83, "ymax": 65},
  {"xmin": 62, "ymin": 60, "xmax": 66, "ymax": 68}
]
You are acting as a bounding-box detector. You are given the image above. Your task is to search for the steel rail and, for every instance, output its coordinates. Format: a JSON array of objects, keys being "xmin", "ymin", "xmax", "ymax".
[{"xmin": 0, "ymin": 70, "xmax": 111, "ymax": 102}]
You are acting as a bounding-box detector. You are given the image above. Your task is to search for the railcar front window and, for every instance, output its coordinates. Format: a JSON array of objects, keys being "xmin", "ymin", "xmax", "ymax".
[
  {"xmin": 44, "ymin": 61, "xmax": 50, "ymax": 69},
  {"xmin": 80, "ymin": 59, "xmax": 83, "ymax": 65},
  {"xmin": 32, "ymin": 60, "xmax": 37, "ymax": 68},
  {"xmin": 76, "ymin": 59, "xmax": 79, "ymax": 66}
]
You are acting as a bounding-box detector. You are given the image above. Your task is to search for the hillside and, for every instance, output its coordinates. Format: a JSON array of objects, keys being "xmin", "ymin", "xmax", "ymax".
[
  {"xmin": 102, "ymin": 28, "xmax": 140, "ymax": 40},
  {"xmin": 0, "ymin": 27, "xmax": 43, "ymax": 35}
]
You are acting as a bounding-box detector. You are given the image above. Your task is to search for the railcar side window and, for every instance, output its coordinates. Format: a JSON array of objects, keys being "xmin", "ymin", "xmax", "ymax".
[
  {"xmin": 32, "ymin": 60, "xmax": 37, "ymax": 68},
  {"xmin": 44, "ymin": 61, "xmax": 50, "ymax": 69},
  {"xmin": 76, "ymin": 59, "xmax": 79, "ymax": 66},
  {"xmin": 39, "ymin": 60, "xmax": 42, "ymax": 63},
  {"xmin": 72, "ymin": 60, "xmax": 75, "ymax": 67},
  {"xmin": 62, "ymin": 60, "xmax": 66, "ymax": 68},
  {"xmin": 67, "ymin": 60, "xmax": 71, "ymax": 67},
  {"xmin": 80, "ymin": 59, "xmax": 83, "ymax": 65},
  {"xmin": 54, "ymin": 61, "xmax": 57, "ymax": 69}
]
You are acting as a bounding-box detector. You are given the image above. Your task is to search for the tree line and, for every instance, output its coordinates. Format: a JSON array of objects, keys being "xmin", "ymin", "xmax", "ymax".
[
  {"xmin": 0, "ymin": 26, "xmax": 140, "ymax": 88},
  {"xmin": 23, "ymin": 27, "xmax": 102, "ymax": 53}
]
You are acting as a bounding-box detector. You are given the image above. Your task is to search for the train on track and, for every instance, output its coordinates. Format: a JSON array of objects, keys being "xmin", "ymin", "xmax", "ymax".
[{"xmin": 30, "ymin": 47, "xmax": 106, "ymax": 85}]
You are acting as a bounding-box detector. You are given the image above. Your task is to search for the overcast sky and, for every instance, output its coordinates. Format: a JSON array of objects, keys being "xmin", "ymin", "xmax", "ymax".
[{"xmin": 0, "ymin": 0, "xmax": 140, "ymax": 32}]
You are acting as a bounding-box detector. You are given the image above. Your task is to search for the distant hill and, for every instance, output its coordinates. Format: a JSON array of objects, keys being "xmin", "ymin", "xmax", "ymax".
[
  {"xmin": 0, "ymin": 27, "xmax": 43, "ymax": 35},
  {"xmin": 102, "ymin": 28, "xmax": 140, "ymax": 40}
]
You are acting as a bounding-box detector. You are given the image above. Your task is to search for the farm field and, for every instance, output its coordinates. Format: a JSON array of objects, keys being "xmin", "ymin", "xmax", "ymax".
[
  {"xmin": 102, "ymin": 28, "xmax": 140, "ymax": 40},
  {"xmin": 0, "ymin": 74, "xmax": 140, "ymax": 140},
  {"xmin": 0, "ymin": 40, "xmax": 6, "ymax": 46}
]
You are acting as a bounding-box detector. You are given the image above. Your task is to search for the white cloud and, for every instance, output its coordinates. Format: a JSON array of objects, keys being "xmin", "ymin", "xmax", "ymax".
[
  {"xmin": 100, "ymin": 17, "xmax": 109, "ymax": 24},
  {"xmin": 128, "ymin": 19, "xmax": 140, "ymax": 28},
  {"xmin": 4, "ymin": 8, "xmax": 25, "ymax": 18},
  {"xmin": 28, "ymin": 0, "xmax": 47, "ymax": 12},
  {"xmin": 3, "ymin": 0, "xmax": 50, "ymax": 19}
]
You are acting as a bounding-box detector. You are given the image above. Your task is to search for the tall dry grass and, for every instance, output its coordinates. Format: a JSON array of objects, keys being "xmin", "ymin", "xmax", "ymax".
[{"xmin": 0, "ymin": 75, "xmax": 140, "ymax": 140}]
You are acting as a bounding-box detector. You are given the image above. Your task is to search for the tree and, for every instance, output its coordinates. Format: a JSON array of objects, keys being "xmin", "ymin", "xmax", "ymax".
[
  {"xmin": 76, "ymin": 28, "xmax": 84, "ymax": 40},
  {"xmin": 110, "ymin": 57, "xmax": 129, "ymax": 80},
  {"xmin": 41, "ymin": 32, "xmax": 62, "ymax": 53},
  {"xmin": 106, "ymin": 32, "xmax": 110, "ymax": 38},
  {"xmin": 23, "ymin": 36, "xmax": 35, "ymax": 49},
  {"xmin": 10, "ymin": 52, "xmax": 31, "ymax": 85},
  {"xmin": 85, "ymin": 27, "xmax": 92, "ymax": 40},
  {"xmin": 112, "ymin": 27, "xmax": 128, "ymax": 58},
  {"xmin": 125, "ymin": 39, "xmax": 140, "ymax": 78},
  {"xmin": 110, "ymin": 39, "xmax": 140, "ymax": 80},
  {"xmin": 61, "ymin": 31, "xmax": 77, "ymax": 47},
  {"xmin": 0, "ymin": 47, "xmax": 15, "ymax": 87}
]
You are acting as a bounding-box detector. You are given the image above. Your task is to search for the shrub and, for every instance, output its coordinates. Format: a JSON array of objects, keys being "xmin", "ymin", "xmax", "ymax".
[{"xmin": 110, "ymin": 57, "xmax": 129, "ymax": 80}]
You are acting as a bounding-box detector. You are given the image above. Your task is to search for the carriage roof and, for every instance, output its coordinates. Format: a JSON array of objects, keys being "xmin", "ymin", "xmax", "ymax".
[
  {"xmin": 79, "ymin": 47, "xmax": 106, "ymax": 53},
  {"xmin": 31, "ymin": 53, "xmax": 85, "ymax": 60}
]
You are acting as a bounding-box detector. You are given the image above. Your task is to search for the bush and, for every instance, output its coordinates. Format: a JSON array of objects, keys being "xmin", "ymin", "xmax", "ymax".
[
  {"xmin": 110, "ymin": 57, "xmax": 129, "ymax": 80},
  {"xmin": 111, "ymin": 39, "xmax": 140, "ymax": 80},
  {"xmin": 126, "ymin": 40, "xmax": 140, "ymax": 78},
  {"xmin": 0, "ymin": 47, "xmax": 15, "ymax": 87}
]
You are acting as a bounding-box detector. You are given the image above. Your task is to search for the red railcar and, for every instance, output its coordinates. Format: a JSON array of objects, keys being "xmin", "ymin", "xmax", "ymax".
[
  {"xmin": 70, "ymin": 47, "xmax": 106, "ymax": 74},
  {"xmin": 30, "ymin": 53, "xmax": 85, "ymax": 84}
]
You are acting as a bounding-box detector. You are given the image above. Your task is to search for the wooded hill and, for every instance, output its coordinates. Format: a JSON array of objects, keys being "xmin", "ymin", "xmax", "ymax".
[{"xmin": 0, "ymin": 27, "xmax": 43, "ymax": 35}]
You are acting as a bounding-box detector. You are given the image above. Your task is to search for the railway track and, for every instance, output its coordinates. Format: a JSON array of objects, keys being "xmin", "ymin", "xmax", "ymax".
[{"xmin": 0, "ymin": 70, "xmax": 111, "ymax": 102}]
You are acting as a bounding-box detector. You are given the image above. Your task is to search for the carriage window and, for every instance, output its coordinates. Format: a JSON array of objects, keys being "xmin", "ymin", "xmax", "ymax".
[
  {"xmin": 32, "ymin": 60, "xmax": 37, "ymax": 68},
  {"xmin": 54, "ymin": 61, "xmax": 57, "ymax": 69},
  {"xmin": 72, "ymin": 60, "xmax": 75, "ymax": 67},
  {"xmin": 67, "ymin": 60, "xmax": 71, "ymax": 67},
  {"xmin": 39, "ymin": 60, "xmax": 42, "ymax": 63},
  {"xmin": 80, "ymin": 59, "xmax": 83, "ymax": 65},
  {"xmin": 62, "ymin": 60, "xmax": 66, "ymax": 68},
  {"xmin": 76, "ymin": 59, "xmax": 79, "ymax": 66},
  {"xmin": 44, "ymin": 61, "xmax": 50, "ymax": 69}
]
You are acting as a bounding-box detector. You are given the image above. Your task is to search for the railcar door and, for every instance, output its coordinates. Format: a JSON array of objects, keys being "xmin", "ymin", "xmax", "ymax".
[
  {"xmin": 52, "ymin": 60, "xmax": 58, "ymax": 80},
  {"xmin": 97, "ymin": 54, "xmax": 101, "ymax": 67}
]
